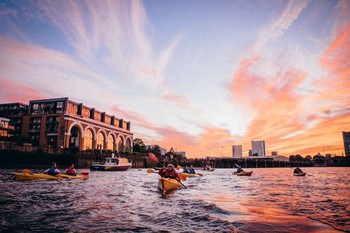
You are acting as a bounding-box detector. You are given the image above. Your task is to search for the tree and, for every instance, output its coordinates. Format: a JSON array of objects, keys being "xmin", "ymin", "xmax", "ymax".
[
  {"xmin": 147, "ymin": 144, "xmax": 161, "ymax": 157},
  {"xmin": 133, "ymin": 138, "xmax": 146, "ymax": 153},
  {"xmin": 289, "ymin": 155, "xmax": 296, "ymax": 162},
  {"xmin": 295, "ymin": 154, "xmax": 303, "ymax": 161}
]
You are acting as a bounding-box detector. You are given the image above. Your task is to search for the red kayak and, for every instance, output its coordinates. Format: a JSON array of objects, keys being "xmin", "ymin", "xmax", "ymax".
[{"xmin": 233, "ymin": 171, "xmax": 253, "ymax": 176}]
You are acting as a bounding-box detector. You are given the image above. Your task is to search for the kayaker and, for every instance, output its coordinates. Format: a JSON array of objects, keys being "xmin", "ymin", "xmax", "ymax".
[
  {"xmin": 189, "ymin": 165, "xmax": 196, "ymax": 174},
  {"xmin": 44, "ymin": 162, "xmax": 61, "ymax": 176},
  {"xmin": 235, "ymin": 164, "xmax": 244, "ymax": 173},
  {"xmin": 293, "ymin": 166, "xmax": 303, "ymax": 174},
  {"xmin": 65, "ymin": 164, "xmax": 77, "ymax": 176},
  {"xmin": 183, "ymin": 166, "xmax": 190, "ymax": 173},
  {"xmin": 158, "ymin": 164, "xmax": 181, "ymax": 181}
]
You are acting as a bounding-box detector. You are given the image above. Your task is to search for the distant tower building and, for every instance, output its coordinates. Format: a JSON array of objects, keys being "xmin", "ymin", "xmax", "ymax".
[
  {"xmin": 251, "ymin": 140, "xmax": 266, "ymax": 156},
  {"xmin": 248, "ymin": 150, "xmax": 252, "ymax": 157},
  {"xmin": 343, "ymin": 131, "xmax": 350, "ymax": 157},
  {"xmin": 232, "ymin": 145, "xmax": 242, "ymax": 158}
]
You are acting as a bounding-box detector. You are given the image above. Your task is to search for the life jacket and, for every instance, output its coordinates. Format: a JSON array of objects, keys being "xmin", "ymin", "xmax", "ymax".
[
  {"xmin": 159, "ymin": 169, "xmax": 180, "ymax": 180},
  {"xmin": 66, "ymin": 168, "xmax": 76, "ymax": 176}
]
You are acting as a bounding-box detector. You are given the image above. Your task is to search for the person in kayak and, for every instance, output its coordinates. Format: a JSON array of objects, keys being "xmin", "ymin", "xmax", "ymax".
[
  {"xmin": 188, "ymin": 165, "xmax": 196, "ymax": 174},
  {"xmin": 293, "ymin": 166, "xmax": 303, "ymax": 174},
  {"xmin": 65, "ymin": 164, "xmax": 77, "ymax": 176},
  {"xmin": 44, "ymin": 162, "xmax": 61, "ymax": 176},
  {"xmin": 235, "ymin": 164, "xmax": 244, "ymax": 173},
  {"xmin": 158, "ymin": 164, "xmax": 181, "ymax": 181},
  {"xmin": 182, "ymin": 166, "xmax": 190, "ymax": 173}
]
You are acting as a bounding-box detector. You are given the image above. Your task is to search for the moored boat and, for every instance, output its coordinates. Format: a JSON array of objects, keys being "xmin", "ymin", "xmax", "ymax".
[
  {"xmin": 293, "ymin": 172, "xmax": 306, "ymax": 176},
  {"xmin": 233, "ymin": 171, "xmax": 253, "ymax": 176},
  {"xmin": 90, "ymin": 153, "xmax": 132, "ymax": 171},
  {"xmin": 158, "ymin": 178, "xmax": 182, "ymax": 192}
]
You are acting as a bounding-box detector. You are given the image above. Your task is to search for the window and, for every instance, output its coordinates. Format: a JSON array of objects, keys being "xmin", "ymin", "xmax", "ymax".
[
  {"xmin": 57, "ymin": 102, "xmax": 63, "ymax": 108},
  {"xmin": 33, "ymin": 104, "xmax": 39, "ymax": 110}
]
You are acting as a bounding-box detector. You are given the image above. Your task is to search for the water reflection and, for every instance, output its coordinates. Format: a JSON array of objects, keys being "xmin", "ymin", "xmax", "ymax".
[{"xmin": 0, "ymin": 167, "xmax": 349, "ymax": 232}]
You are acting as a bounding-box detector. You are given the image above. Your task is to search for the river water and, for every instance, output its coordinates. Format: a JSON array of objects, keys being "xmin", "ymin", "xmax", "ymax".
[{"xmin": 0, "ymin": 167, "xmax": 349, "ymax": 233}]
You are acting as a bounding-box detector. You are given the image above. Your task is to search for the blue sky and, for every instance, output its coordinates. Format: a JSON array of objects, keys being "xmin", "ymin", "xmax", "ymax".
[{"xmin": 0, "ymin": 0, "xmax": 349, "ymax": 157}]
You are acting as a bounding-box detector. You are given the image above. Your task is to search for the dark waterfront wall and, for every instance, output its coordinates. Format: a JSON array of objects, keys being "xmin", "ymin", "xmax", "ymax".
[
  {"xmin": 1, "ymin": 149, "xmax": 349, "ymax": 169},
  {"xmin": 0, "ymin": 149, "xmax": 150, "ymax": 169}
]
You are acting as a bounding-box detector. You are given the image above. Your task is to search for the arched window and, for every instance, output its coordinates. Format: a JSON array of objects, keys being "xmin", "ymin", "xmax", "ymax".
[
  {"xmin": 97, "ymin": 132, "xmax": 105, "ymax": 150},
  {"xmin": 107, "ymin": 134, "xmax": 114, "ymax": 151},
  {"xmin": 126, "ymin": 138, "xmax": 132, "ymax": 152},
  {"xmin": 117, "ymin": 136, "xmax": 124, "ymax": 151},
  {"xmin": 69, "ymin": 126, "xmax": 81, "ymax": 148},
  {"xmin": 84, "ymin": 129, "xmax": 93, "ymax": 150}
]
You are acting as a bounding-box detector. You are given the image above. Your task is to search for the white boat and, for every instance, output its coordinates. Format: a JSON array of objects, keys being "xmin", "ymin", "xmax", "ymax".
[{"xmin": 90, "ymin": 153, "xmax": 132, "ymax": 171}]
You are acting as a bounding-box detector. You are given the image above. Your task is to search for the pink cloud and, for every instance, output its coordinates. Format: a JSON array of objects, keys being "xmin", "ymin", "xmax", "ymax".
[
  {"xmin": 161, "ymin": 93, "xmax": 190, "ymax": 107},
  {"xmin": 0, "ymin": 77, "xmax": 47, "ymax": 103}
]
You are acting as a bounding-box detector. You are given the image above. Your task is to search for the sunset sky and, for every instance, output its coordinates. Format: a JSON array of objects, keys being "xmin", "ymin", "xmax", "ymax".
[{"xmin": 0, "ymin": 0, "xmax": 349, "ymax": 158}]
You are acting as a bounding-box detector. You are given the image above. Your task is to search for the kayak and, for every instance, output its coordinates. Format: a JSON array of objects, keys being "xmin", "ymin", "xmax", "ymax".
[
  {"xmin": 233, "ymin": 171, "xmax": 253, "ymax": 176},
  {"xmin": 179, "ymin": 172, "xmax": 198, "ymax": 178},
  {"xmin": 293, "ymin": 172, "xmax": 306, "ymax": 176},
  {"xmin": 14, "ymin": 172, "xmax": 62, "ymax": 181},
  {"xmin": 60, "ymin": 174, "xmax": 89, "ymax": 179},
  {"xmin": 158, "ymin": 178, "xmax": 182, "ymax": 192},
  {"xmin": 14, "ymin": 172, "xmax": 89, "ymax": 181}
]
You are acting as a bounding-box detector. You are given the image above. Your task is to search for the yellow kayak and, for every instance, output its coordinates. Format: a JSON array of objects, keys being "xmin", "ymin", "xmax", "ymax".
[
  {"xmin": 158, "ymin": 178, "xmax": 182, "ymax": 192},
  {"xmin": 14, "ymin": 173, "xmax": 89, "ymax": 181},
  {"xmin": 60, "ymin": 174, "xmax": 89, "ymax": 179},
  {"xmin": 14, "ymin": 172, "xmax": 62, "ymax": 181},
  {"xmin": 179, "ymin": 172, "xmax": 197, "ymax": 178}
]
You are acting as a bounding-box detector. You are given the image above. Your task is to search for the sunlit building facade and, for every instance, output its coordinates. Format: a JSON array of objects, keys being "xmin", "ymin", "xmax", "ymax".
[
  {"xmin": 0, "ymin": 103, "xmax": 28, "ymax": 137},
  {"xmin": 251, "ymin": 140, "xmax": 266, "ymax": 157},
  {"xmin": 20, "ymin": 97, "xmax": 133, "ymax": 152},
  {"xmin": 232, "ymin": 145, "xmax": 243, "ymax": 158},
  {"xmin": 343, "ymin": 131, "xmax": 350, "ymax": 157},
  {"xmin": 0, "ymin": 117, "xmax": 14, "ymax": 137}
]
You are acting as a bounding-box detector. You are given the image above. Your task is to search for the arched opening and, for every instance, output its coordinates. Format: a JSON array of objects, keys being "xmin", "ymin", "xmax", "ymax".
[
  {"xmin": 107, "ymin": 134, "xmax": 115, "ymax": 151},
  {"xmin": 84, "ymin": 129, "xmax": 93, "ymax": 150},
  {"xmin": 125, "ymin": 138, "xmax": 132, "ymax": 153},
  {"xmin": 117, "ymin": 136, "xmax": 124, "ymax": 152},
  {"xmin": 97, "ymin": 132, "xmax": 105, "ymax": 150},
  {"xmin": 69, "ymin": 126, "xmax": 81, "ymax": 148}
]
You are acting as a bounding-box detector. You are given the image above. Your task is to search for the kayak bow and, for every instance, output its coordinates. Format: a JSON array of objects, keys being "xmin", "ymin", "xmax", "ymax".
[{"xmin": 158, "ymin": 178, "xmax": 182, "ymax": 192}]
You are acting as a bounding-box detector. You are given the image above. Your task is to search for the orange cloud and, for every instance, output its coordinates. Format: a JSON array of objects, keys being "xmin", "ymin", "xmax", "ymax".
[
  {"xmin": 225, "ymin": 25, "xmax": 350, "ymax": 157},
  {"xmin": 318, "ymin": 24, "xmax": 350, "ymax": 103}
]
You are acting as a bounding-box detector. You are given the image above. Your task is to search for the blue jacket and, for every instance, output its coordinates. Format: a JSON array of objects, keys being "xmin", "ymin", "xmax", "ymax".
[{"xmin": 46, "ymin": 167, "xmax": 60, "ymax": 176}]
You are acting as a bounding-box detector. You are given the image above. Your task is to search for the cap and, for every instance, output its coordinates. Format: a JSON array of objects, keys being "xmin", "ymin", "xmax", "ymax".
[{"xmin": 167, "ymin": 163, "xmax": 174, "ymax": 168}]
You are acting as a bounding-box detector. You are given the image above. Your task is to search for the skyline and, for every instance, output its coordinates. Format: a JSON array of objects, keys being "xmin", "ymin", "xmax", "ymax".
[{"xmin": 0, "ymin": 0, "xmax": 349, "ymax": 158}]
